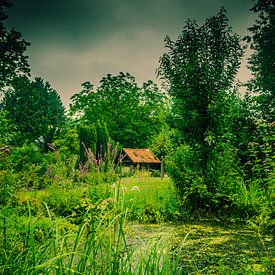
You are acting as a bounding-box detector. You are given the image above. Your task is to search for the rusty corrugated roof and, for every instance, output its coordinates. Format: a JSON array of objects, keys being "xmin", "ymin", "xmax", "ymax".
[{"xmin": 122, "ymin": 148, "xmax": 161, "ymax": 164}]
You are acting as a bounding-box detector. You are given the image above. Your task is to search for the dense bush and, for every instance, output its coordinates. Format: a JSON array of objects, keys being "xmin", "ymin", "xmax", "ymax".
[
  {"xmin": 166, "ymin": 145, "xmax": 205, "ymax": 211},
  {"xmin": 166, "ymin": 143, "xmax": 260, "ymax": 217},
  {"xmin": 53, "ymin": 126, "xmax": 79, "ymax": 156},
  {"xmin": 244, "ymin": 121, "xmax": 275, "ymax": 235},
  {"xmin": 0, "ymin": 144, "xmax": 52, "ymax": 191}
]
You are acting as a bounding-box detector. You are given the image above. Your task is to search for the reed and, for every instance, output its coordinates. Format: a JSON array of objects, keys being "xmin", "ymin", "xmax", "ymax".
[{"xmin": 0, "ymin": 185, "xmax": 182, "ymax": 274}]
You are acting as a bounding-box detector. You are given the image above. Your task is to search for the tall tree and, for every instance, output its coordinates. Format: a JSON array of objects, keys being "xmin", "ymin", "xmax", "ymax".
[
  {"xmin": 0, "ymin": 0, "xmax": 30, "ymax": 90},
  {"xmin": 158, "ymin": 9, "xmax": 243, "ymax": 199},
  {"xmin": 246, "ymin": 0, "xmax": 275, "ymax": 121},
  {"xmin": 70, "ymin": 72, "xmax": 167, "ymax": 148},
  {"xmin": 1, "ymin": 76, "xmax": 65, "ymax": 148}
]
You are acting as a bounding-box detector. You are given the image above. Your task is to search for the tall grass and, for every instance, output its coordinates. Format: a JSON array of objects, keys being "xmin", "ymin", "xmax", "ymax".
[{"xmin": 0, "ymin": 185, "xmax": 182, "ymax": 274}]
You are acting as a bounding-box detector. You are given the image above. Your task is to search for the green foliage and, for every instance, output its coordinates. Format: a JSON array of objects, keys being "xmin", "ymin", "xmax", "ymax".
[
  {"xmin": 222, "ymin": 89, "xmax": 257, "ymax": 172},
  {"xmin": 2, "ymin": 182, "xmax": 272, "ymax": 274},
  {"xmin": 43, "ymin": 185, "xmax": 89, "ymax": 219},
  {"xmin": 0, "ymin": 185, "xmax": 182, "ymax": 274},
  {"xmin": 0, "ymin": 111, "xmax": 17, "ymax": 146},
  {"xmin": 1, "ymin": 76, "xmax": 65, "ymax": 148},
  {"xmin": 70, "ymin": 72, "xmax": 167, "ymax": 148},
  {"xmin": 159, "ymin": 8, "xmax": 243, "ymax": 148},
  {"xmin": 3, "ymin": 144, "xmax": 43, "ymax": 171},
  {"xmin": 77, "ymin": 122, "xmax": 119, "ymax": 184},
  {"xmin": 120, "ymin": 178, "xmax": 183, "ymax": 223},
  {"xmin": 78, "ymin": 121, "xmax": 111, "ymax": 165},
  {"xmin": 42, "ymin": 149, "xmax": 79, "ymax": 184},
  {"xmin": 12, "ymin": 181, "xmax": 113, "ymax": 225},
  {"xmin": 45, "ymin": 144, "xmax": 118, "ymax": 188},
  {"xmin": 166, "ymin": 143, "xmax": 253, "ymax": 216},
  {"xmin": 96, "ymin": 120, "xmax": 110, "ymax": 159},
  {"xmin": 246, "ymin": 121, "xmax": 275, "ymax": 188},
  {"xmin": 0, "ymin": 144, "xmax": 52, "ymax": 190},
  {"xmin": 0, "ymin": 171, "xmax": 16, "ymax": 205},
  {"xmin": 150, "ymin": 169, "xmax": 161, "ymax": 177},
  {"xmin": 0, "ymin": 0, "xmax": 30, "ymax": 90},
  {"xmin": 78, "ymin": 123, "xmax": 97, "ymax": 164},
  {"xmin": 245, "ymin": 121, "xmax": 275, "ymax": 235},
  {"xmin": 0, "ymin": 133, "xmax": 119, "ymax": 194},
  {"xmin": 52, "ymin": 125, "xmax": 79, "ymax": 156},
  {"xmin": 246, "ymin": 0, "xmax": 275, "ymax": 121},
  {"xmin": 149, "ymin": 126, "xmax": 174, "ymax": 159},
  {"xmin": 166, "ymin": 145, "xmax": 208, "ymax": 212},
  {"xmin": 158, "ymin": 9, "xmax": 245, "ymax": 214}
]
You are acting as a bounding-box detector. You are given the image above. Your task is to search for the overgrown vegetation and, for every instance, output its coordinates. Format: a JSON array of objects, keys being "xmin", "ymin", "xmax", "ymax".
[{"xmin": 0, "ymin": 0, "xmax": 274, "ymax": 273}]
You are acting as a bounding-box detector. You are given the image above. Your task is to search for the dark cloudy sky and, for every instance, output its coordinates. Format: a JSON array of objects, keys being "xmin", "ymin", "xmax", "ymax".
[{"xmin": 7, "ymin": 0, "xmax": 256, "ymax": 107}]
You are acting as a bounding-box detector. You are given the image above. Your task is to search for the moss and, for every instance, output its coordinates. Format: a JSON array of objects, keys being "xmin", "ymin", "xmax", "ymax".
[{"xmin": 127, "ymin": 221, "xmax": 274, "ymax": 274}]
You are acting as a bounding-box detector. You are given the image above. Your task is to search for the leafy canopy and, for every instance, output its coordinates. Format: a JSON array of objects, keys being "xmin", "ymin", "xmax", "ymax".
[
  {"xmin": 0, "ymin": 0, "xmax": 30, "ymax": 90},
  {"xmin": 246, "ymin": 0, "xmax": 275, "ymax": 121},
  {"xmin": 159, "ymin": 8, "xmax": 243, "ymax": 148},
  {"xmin": 1, "ymin": 76, "xmax": 65, "ymax": 148},
  {"xmin": 70, "ymin": 72, "xmax": 167, "ymax": 148}
]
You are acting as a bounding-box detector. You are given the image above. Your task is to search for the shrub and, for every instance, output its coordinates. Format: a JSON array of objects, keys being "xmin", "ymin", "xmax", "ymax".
[
  {"xmin": 53, "ymin": 126, "xmax": 79, "ymax": 156},
  {"xmin": 166, "ymin": 145, "xmax": 207, "ymax": 212},
  {"xmin": 167, "ymin": 143, "xmax": 250, "ymax": 216},
  {"xmin": 3, "ymin": 144, "xmax": 44, "ymax": 172},
  {"xmin": 0, "ymin": 144, "xmax": 52, "ymax": 190},
  {"xmin": 244, "ymin": 121, "xmax": 275, "ymax": 235}
]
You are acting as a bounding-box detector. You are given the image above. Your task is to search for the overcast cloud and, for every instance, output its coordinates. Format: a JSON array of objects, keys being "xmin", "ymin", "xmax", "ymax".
[{"xmin": 7, "ymin": 0, "xmax": 256, "ymax": 106}]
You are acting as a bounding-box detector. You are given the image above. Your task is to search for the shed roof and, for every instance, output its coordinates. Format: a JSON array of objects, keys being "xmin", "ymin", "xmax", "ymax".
[{"xmin": 122, "ymin": 148, "xmax": 161, "ymax": 164}]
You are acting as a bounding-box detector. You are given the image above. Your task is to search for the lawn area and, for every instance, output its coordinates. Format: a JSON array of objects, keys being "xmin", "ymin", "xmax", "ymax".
[
  {"xmin": 120, "ymin": 175, "xmax": 173, "ymax": 195},
  {"xmin": 119, "ymin": 176, "xmax": 181, "ymax": 223}
]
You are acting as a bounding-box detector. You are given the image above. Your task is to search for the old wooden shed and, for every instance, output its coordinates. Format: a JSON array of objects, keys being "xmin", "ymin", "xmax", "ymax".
[{"xmin": 121, "ymin": 148, "xmax": 161, "ymax": 170}]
